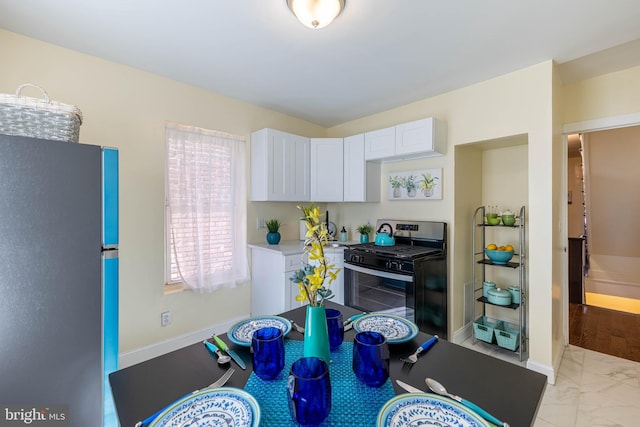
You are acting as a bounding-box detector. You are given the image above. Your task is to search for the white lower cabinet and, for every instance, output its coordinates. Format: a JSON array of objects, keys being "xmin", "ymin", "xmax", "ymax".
[
  {"xmin": 323, "ymin": 248, "xmax": 345, "ymax": 305},
  {"xmin": 250, "ymin": 248, "xmax": 306, "ymax": 316},
  {"xmin": 250, "ymin": 245, "xmax": 344, "ymax": 316}
]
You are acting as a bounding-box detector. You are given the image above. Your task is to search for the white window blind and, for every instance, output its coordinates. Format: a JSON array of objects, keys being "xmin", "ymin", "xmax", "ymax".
[{"xmin": 165, "ymin": 122, "xmax": 249, "ymax": 292}]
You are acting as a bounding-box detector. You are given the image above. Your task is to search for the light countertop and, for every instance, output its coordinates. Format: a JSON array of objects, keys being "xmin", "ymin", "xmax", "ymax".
[{"xmin": 248, "ymin": 240, "xmax": 359, "ymax": 255}]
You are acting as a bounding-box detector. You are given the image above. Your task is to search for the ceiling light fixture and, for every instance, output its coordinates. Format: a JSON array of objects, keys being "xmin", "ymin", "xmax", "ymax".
[{"xmin": 287, "ymin": 0, "xmax": 345, "ymax": 29}]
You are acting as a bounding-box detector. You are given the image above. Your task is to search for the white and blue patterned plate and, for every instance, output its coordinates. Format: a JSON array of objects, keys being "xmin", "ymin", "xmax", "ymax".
[
  {"xmin": 377, "ymin": 393, "xmax": 491, "ymax": 427},
  {"xmin": 227, "ymin": 316, "xmax": 292, "ymax": 347},
  {"xmin": 150, "ymin": 387, "xmax": 260, "ymax": 427},
  {"xmin": 353, "ymin": 314, "xmax": 418, "ymax": 344}
]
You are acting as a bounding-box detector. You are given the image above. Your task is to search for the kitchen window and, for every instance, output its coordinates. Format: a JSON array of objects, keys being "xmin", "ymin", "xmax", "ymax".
[{"xmin": 165, "ymin": 122, "xmax": 249, "ymax": 292}]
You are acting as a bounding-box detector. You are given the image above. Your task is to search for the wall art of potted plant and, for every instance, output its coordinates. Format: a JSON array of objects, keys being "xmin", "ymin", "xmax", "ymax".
[
  {"xmin": 265, "ymin": 218, "xmax": 281, "ymax": 244},
  {"xmin": 389, "ymin": 176, "xmax": 403, "ymax": 198},
  {"xmin": 356, "ymin": 223, "xmax": 373, "ymax": 243},
  {"xmin": 419, "ymin": 173, "xmax": 439, "ymax": 197},
  {"xmin": 402, "ymin": 175, "xmax": 417, "ymax": 197}
]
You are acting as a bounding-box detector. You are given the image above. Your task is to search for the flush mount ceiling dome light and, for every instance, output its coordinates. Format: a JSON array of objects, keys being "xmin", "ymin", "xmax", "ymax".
[{"xmin": 287, "ymin": 0, "xmax": 345, "ymax": 29}]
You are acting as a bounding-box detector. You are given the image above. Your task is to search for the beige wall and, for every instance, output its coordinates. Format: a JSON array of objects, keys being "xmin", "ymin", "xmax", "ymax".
[
  {"xmin": 2, "ymin": 27, "xmax": 558, "ymax": 375},
  {"xmin": 585, "ymin": 126, "xmax": 640, "ymax": 257},
  {"xmin": 326, "ymin": 62, "xmax": 557, "ymax": 373},
  {"xmin": 5, "ymin": 26, "xmax": 640, "ymax": 381},
  {"xmin": 0, "ymin": 29, "xmax": 326, "ymax": 353},
  {"xmin": 562, "ymin": 65, "xmax": 640, "ymax": 124}
]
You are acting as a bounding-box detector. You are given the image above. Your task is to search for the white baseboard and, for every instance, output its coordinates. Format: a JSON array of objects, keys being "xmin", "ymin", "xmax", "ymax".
[
  {"xmin": 118, "ymin": 313, "xmax": 250, "ymax": 368},
  {"xmin": 452, "ymin": 322, "xmax": 473, "ymax": 344},
  {"xmin": 527, "ymin": 357, "xmax": 557, "ymax": 385}
]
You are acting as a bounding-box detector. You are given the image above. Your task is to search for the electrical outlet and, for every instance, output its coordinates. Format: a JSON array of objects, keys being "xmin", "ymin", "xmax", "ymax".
[
  {"xmin": 161, "ymin": 311, "xmax": 171, "ymax": 327},
  {"xmin": 257, "ymin": 217, "xmax": 264, "ymax": 229}
]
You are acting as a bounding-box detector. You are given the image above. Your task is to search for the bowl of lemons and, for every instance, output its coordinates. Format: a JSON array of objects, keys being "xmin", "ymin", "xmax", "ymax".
[{"xmin": 484, "ymin": 243, "xmax": 515, "ymax": 264}]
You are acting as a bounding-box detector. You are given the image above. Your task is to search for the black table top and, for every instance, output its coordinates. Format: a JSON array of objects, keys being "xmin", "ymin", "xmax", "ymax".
[{"xmin": 110, "ymin": 302, "xmax": 546, "ymax": 426}]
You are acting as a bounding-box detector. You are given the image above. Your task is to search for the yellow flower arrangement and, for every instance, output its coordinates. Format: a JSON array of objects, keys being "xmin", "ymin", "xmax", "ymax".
[{"xmin": 290, "ymin": 204, "xmax": 340, "ymax": 307}]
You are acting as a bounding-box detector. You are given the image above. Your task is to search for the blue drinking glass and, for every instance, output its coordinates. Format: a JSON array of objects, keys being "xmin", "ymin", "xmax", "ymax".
[
  {"xmin": 287, "ymin": 357, "xmax": 332, "ymax": 426},
  {"xmin": 251, "ymin": 327, "xmax": 285, "ymax": 380},
  {"xmin": 325, "ymin": 308, "xmax": 344, "ymax": 351},
  {"xmin": 352, "ymin": 331, "xmax": 390, "ymax": 387}
]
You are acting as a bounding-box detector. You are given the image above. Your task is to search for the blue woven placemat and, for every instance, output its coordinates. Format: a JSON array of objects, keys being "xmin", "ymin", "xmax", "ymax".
[{"xmin": 244, "ymin": 340, "xmax": 395, "ymax": 426}]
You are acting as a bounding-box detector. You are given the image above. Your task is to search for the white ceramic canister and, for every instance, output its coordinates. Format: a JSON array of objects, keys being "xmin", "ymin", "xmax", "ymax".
[{"xmin": 299, "ymin": 220, "xmax": 307, "ymax": 241}]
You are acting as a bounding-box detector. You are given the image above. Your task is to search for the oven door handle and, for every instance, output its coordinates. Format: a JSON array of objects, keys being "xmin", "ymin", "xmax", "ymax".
[{"xmin": 344, "ymin": 262, "xmax": 414, "ymax": 283}]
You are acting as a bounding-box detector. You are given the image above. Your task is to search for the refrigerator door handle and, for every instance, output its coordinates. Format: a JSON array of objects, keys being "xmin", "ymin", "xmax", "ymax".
[{"xmin": 102, "ymin": 248, "xmax": 119, "ymax": 259}]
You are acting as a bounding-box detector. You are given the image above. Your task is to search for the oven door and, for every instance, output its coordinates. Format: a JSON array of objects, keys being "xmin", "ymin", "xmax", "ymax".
[{"xmin": 344, "ymin": 263, "xmax": 415, "ymax": 322}]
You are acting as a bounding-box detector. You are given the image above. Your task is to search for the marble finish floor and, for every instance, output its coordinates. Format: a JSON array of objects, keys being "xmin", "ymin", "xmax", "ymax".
[{"xmin": 460, "ymin": 340, "xmax": 640, "ymax": 426}]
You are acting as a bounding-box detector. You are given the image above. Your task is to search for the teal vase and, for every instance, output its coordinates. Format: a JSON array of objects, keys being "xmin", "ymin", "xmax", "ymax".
[
  {"xmin": 303, "ymin": 305, "xmax": 331, "ymax": 365},
  {"xmin": 360, "ymin": 233, "xmax": 369, "ymax": 243},
  {"xmin": 266, "ymin": 231, "xmax": 281, "ymax": 245}
]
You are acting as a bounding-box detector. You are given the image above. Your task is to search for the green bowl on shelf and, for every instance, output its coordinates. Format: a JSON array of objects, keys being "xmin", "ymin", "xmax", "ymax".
[
  {"xmin": 501, "ymin": 215, "xmax": 516, "ymax": 226},
  {"xmin": 485, "ymin": 216, "xmax": 500, "ymax": 225}
]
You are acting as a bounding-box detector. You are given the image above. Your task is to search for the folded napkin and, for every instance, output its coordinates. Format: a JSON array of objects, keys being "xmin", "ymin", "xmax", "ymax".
[{"xmin": 244, "ymin": 340, "xmax": 395, "ymax": 426}]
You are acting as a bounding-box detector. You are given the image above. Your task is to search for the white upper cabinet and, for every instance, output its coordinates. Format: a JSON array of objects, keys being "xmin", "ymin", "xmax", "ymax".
[
  {"xmin": 395, "ymin": 117, "xmax": 447, "ymax": 158},
  {"xmin": 344, "ymin": 134, "xmax": 380, "ymax": 202},
  {"xmin": 310, "ymin": 138, "xmax": 343, "ymax": 202},
  {"xmin": 364, "ymin": 126, "xmax": 395, "ymax": 161},
  {"xmin": 364, "ymin": 118, "xmax": 446, "ymax": 162},
  {"xmin": 251, "ymin": 128, "xmax": 310, "ymax": 201}
]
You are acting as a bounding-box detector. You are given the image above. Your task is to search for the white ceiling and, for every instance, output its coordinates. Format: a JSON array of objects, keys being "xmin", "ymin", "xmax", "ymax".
[{"xmin": 2, "ymin": 0, "xmax": 640, "ymax": 127}]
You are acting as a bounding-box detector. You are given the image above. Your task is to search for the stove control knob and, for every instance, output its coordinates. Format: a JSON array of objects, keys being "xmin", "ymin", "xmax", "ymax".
[{"xmin": 387, "ymin": 260, "xmax": 401, "ymax": 271}]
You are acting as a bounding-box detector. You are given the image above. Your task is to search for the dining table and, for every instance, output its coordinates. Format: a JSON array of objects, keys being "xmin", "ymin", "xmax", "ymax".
[{"xmin": 109, "ymin": 301, "xmax": 547, "ymax": 426}]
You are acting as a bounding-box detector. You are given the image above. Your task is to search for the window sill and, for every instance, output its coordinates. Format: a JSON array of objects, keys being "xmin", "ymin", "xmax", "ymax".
[{"xmin": 164, "ymin": 282, "xmax": 186, "ymax": 295}]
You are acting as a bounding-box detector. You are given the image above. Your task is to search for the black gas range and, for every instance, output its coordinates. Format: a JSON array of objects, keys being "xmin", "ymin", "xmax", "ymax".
[{"xmin": 344, "ymin": 220, "xmax": 448, "ymax": 338}]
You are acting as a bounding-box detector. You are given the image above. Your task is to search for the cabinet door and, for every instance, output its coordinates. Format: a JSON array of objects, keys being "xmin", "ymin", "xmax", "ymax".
[
  {"xmin": 310, "ymin": 138, "xmax": 343, "ymax": 201},
  {"xmin": 395, "ymin": 117, "xmax": 446, "ymax": 158},
  {"xmin": 288, "ymin": 133, "xmax": 310, "ymax": 202},
  {"xmin": 364, "ymin": 126, "xmax": 395, "ymax": 160},
  {"xmin": 343, "ymin": 134, "xmax": 365, "ymax": 201},
  {"xmin": 285, "ymin": 253, "xmax": 308, "ymax": 311},
  {"xmin": 323, "ymin": 250, "xmax": 345, "ymax": 305},
  {"xmin": 250, "ymin": 129, "xmax": 309, "ymax": 201},
  {"xmin": 395, "ymin": 118, "xmax": 433, "ymax": 156},
  {"xmin": 251, "ymin": 249, "xmax": 287, "ymax": 316},
  {"xmin": 344, "ymin": 134, "xmax": 381, "ymax": 202},
  {"xmin": 250, "ymin": 128, "xmax": 290, "ymax": 201}
]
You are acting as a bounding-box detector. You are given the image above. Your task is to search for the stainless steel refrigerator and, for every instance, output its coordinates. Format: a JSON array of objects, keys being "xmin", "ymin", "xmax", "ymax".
[{"xmin": 0, "ymin": 134, "xmax": 119, "ymax": 427}]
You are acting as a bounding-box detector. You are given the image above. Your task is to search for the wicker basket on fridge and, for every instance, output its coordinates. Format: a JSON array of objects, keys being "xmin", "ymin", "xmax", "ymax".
[{"xmin": 0, "ymin": 83, "xmax": 83, "ymax": 142}]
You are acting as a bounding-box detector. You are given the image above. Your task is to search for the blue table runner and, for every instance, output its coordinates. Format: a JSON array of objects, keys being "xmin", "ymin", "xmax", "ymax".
[{"xmin": 244, "ymin": 340, "xmax": 395, "ymax": 426}]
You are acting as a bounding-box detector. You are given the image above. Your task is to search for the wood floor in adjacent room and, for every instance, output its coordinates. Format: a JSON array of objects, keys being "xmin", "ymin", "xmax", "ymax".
[{"xmin": 569, "ymin": 303, "xmax": 640, "ymax": 363}]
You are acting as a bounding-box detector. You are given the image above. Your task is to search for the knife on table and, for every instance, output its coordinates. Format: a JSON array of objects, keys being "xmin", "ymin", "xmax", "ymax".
[
  {"xmin": 343, "ymin": 312, "xmax": 367, "ymax": 331},
  {"xmin": 395, "ymin": 380, "xmax": 509, "ymax": 427},
  {"xmin": 212, "ymin": 334, "xmax": 246, "ymax": 370},
  {"xmin": 396, "ymin": 379, "xmax": 424, "ymax": 394}
]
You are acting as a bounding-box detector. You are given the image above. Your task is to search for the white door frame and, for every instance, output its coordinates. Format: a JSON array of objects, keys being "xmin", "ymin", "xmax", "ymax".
[{"xmin": 562, "ymin": 111, "xmax": 640, "ymax": 346}]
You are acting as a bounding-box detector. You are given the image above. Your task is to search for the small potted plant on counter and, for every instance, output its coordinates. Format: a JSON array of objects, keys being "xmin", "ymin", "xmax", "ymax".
[
  {"xmin": 265, "ymin": 218, "xmax": 281, "ymax": 245},
  {"xmin": 356, "ymin": 223, "xmax": 373, "ymax": 243}
]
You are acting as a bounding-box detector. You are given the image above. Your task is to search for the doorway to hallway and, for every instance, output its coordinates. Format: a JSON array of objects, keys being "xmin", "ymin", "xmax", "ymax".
[{"xmin": 569, "ymin": 303, "xmax": 640, "ymax": 362}]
